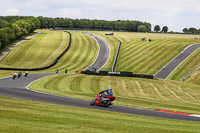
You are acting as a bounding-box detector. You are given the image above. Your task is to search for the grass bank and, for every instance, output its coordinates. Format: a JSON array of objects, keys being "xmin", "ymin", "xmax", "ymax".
[
  {"xmin": 0, "ymin": 30, "xmax": 66, "ymax": 68},
  {"xmin": 1, "ymin": 96, "xmax": 200, "ymax": 133},
  {"xmin": 0, "ymin": 30, "xmax": 99, "ymax": 75},
  {"xmin": 91, "ymin": 31, "xmax": 200, "ymax": 75},
  {"xmin": 29, "ymin": 74, "xmax": 200, "ymax": 115}
]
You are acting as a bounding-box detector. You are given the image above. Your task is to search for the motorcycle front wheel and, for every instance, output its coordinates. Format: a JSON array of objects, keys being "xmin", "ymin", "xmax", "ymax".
[{"xmin": 90, "ymin": 98, "xmax": 96, "ymax": 106}]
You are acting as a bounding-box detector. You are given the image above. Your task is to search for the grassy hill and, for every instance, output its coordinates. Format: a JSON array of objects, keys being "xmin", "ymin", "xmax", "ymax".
[
  {"xmin": 0, "ymin": 30, "xmax": 67, "ymax": 68},
  {"xmin": 29, "ymin": 74, "xmax": 200, "ymax": 115},
  {"xmin": 46, "ymin": 31, "xmax": 99, "ymax": 72},
  {"xmin": 91, "ymin": 31, "xmax": 200, "ymax": 76},
  {"xmin": 1, "ymin": 30, "xmax": 199, "ymax": 81},
  {"xmin": 0, "ymin": 30, "xmax": 99, "ymax": 77}
]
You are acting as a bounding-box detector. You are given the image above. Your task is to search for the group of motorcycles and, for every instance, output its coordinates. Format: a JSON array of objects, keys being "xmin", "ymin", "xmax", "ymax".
[{"xmin": 13, "ymin": 71, "xmax": 29, "ymax": 79}]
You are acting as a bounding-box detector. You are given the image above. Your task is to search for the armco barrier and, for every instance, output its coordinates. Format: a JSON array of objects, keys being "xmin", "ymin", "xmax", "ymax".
[
  {"xmin": 179, "ymin": 65, "xmax": 200, "ymax": 82},
  {"xmin": 112, "ymin": 40, "xmax": 121, "ymax": 72},
  {"xmin": 81, "ymin": 70, "xmax": 154, "ymax": 79},
  {"xmin": 0, "ymin": 31, "xmax": 72, "ymax": 71}
]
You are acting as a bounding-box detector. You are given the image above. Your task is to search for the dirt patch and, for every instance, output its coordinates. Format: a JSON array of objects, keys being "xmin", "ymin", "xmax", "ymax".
[{"xmin": 0, "ymin": 32, "xmax": 41, "ymax": 60}]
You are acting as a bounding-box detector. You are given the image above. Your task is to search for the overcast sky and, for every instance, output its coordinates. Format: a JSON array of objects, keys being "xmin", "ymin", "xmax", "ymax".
[{"xmin": 0, "ymin": 0, "xmax": 199, "ymax": 32}]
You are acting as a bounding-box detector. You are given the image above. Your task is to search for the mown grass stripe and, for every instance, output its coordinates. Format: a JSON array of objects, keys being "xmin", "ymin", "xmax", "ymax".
[
  {"xmin": 48, "ymin": 32, "xmax": 98, "ymax": 72},
  {"xmin": 0, "ymin": 30, "xmax": 64, "ymax": 69},
  {"xmin": 91, "ymin": 31, "xmax": 200, "ymax": 76},
  {"xmin": 121, "ymin": 42, "xmax": 165, "ymax": 72}
]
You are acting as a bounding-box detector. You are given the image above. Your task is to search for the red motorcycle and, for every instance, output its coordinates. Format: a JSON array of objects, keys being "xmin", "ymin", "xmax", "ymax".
[{"xmin": 90, "ymin": 93, "xmax": 116, "ymax": 107}]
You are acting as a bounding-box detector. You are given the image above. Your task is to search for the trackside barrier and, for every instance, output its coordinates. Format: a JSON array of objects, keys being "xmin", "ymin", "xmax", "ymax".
[
  {"xmin": 112, "ymin": 40, "xmax": 121, "ymax": 72},
  {"xmin": 0, "ymin": 31, "xmax": 72, "ymax": 71},
  {"xmin": 80, "ymin": 70, "xmax": 154, "ymax": 79},
  {"xmin": 179, "ymin": 65, "xmax": 200, "ymax": 82}
]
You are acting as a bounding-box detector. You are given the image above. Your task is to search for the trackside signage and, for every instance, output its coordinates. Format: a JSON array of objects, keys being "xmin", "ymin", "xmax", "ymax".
[
  {"xmin": 80, "ymin": 70, "xmax": 154, "ymax": 79},
  {"xmin": 108, "ymin": 71, "xmax": 120, "ymax": 74}
]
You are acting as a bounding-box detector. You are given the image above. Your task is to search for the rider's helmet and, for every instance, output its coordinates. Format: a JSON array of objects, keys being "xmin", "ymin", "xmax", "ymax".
[{"xmin": 108, "ymin": 87, "xmax": 112, "ymax": 92}]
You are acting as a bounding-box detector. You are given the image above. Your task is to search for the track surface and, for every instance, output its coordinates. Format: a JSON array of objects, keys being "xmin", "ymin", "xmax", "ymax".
[
  {"xmin": 154, "ymin": 44, "xmax": 200, "ymax": 79},
  {"xmin": 0, "ymin": 74, "xmax": 200, "ymax": 122},
  {"xmin": 82, "ymin": 32, "xmax": 110, "ymax": 71},
  {"xmin": 0, "ymin": 33, "xmax": 200, "ymax": 122}
]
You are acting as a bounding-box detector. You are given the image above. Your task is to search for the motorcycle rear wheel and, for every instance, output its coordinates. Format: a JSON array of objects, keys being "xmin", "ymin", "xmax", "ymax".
[{"xmin": 101, "ymin": 100, "xmax": 111, "ymax": 107}]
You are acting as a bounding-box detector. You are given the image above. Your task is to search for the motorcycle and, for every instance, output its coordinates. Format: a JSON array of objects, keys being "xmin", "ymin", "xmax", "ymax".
[{"xmin": 90, "ymin": 93, "xmax": 115, "ymax": 107}]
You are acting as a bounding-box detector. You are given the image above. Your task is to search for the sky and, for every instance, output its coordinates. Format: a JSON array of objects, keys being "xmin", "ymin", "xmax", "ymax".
[{"xmin": 0, "ymin": 0, "xmax": 200, "ymax": 32}]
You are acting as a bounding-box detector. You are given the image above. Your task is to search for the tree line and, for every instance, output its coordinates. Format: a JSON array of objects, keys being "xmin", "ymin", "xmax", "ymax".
[
  {"xmin": 37, "ymin": 16, "xmax": 151, "ymax": 32},
  {"xmin": 0, "ymin": 16, "xmax": 152, "ymax": 51},
  {"xmin": 183, "ymin": 27, "xmax": 200, "ymax": 34},
  {"xmin": 153, "ymin": 25, "xmax": 168, "ymax": 33},
  {"xmin": 0, "ymin": 16, "xmax": 40, "ymax": 50},
  {"xmin": 154, "ymin": 24, "xmax": 200, "ymax": 34}
]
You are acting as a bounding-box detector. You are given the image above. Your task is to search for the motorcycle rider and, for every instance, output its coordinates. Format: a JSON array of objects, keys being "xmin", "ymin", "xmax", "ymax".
[
  {"xmin": 100, "ymin": 87, "xmax": 113, "ymax": 98},
  {"xmin": 90, "ymin": 86, "xmax": 115, "ymax": 106}
]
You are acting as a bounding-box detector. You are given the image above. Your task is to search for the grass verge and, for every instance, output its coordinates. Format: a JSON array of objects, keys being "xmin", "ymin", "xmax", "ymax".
[{"xmin": 1, "ymin": 96, "xmax": 200, "ymax": 133}]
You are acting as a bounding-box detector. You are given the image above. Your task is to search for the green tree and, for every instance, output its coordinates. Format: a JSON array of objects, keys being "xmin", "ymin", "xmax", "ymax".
[
  {"xmin": 28, "ymin": 17, "xmax": 40, "ymax": 31},
  {"xmin": 126, "ymin": 21, "xmax": 137, "ymax": 31},
  {"xmin": 15, "ymin": 20, "xmax": 30, "ymax": 35},
  {"xmin": 137, "ymin": 25, "xmax": 147, "ymax": 32},
  {"xmin": 12, "ymin": 23, "xmax": 22, "ymax": 38},
  {"xmin": 183, "ymin": 28, "xmax": 189, "ymax": 33},
  {"xmin": 162, "ymin": 26, "xmax": 168, "ymax": 33},
  {"xmin": 0, "ymin": 19, "xmax": 12, "ymax": 28},
  {"xmin": 154, "ymin": 25, "xmax": 160, "ymax": 32},
  {"xmin": 198, "ymin": 29, "xmax": 200, "ymax": 34},
  {"xmin": 0, "ymin": 27, "xmax": 15, "ymax": 46},
  {"xmin": 38, "ymin": 16, "xmax": 48, "ymax": 28},
  {"xmin": 144, "ymin": 22, "xmax": 151, "ymax": 32},
  {"xmin": 189, "ymin": 27, "xmax": 197, "ymax": 34}
]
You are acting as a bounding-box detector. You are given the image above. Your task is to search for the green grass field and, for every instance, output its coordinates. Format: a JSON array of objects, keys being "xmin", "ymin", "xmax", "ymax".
[
  {"xmin": 29, "ymin": 74, "xmax": 200, "ymax": 115},
  {"xmin": 1, "ymin": 96, "xmax": 200, "ymax": 133},
  {"xmin": 1, "ymin": 30, "xmax": 200, "ymax": 132},
  {"xmin": 91, "ymin": 31, "xmax": 200, "ymax": 75}
]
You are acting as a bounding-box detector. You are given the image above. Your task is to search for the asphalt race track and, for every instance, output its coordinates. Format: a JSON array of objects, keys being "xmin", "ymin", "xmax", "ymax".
[
  {"xmin": 82, "ymin": 32, "xmax": 110, "ymax": 71},
  {"xmin": 154, "ymin": 44, "xmax": 200, "ymax": 79},
  {"xmin": 0, "ymin": 33, "xmax": 200, "ymax": 122}
]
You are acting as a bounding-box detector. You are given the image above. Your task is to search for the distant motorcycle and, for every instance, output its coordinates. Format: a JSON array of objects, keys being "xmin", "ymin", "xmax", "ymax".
[
  {"xmin": 90, "ymin": 93, "xmax": 115, "ymax": 107},
  {"xmin": 25, "ymin": 71, "xmax": 29, "ymax": 77},
  {"xmin": 18, "ymin": 72, "xmax": 22, "ymax": 78},
  {"xmin": 13, "ymin": 73, "xmax": 17, "ymax": 79}
]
